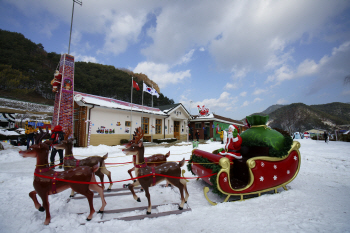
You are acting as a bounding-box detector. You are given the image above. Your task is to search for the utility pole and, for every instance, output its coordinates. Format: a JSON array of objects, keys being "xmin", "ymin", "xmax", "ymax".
[{"xmin": 68, "ymin": 0, "xmax": 82, "ymax": 54}]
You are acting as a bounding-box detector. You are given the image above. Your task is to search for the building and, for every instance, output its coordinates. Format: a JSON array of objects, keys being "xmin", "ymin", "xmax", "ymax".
[
  {"xmin": 189, "ymin": 113, "xmax": 246, "ymax": 141},
  {"xmin": 157, "ymin": 104, "xmax": 192, "ymax": 141},
  {"xmin": 73, "ymin": 92, "xmax": 190, "ymax": 146}
]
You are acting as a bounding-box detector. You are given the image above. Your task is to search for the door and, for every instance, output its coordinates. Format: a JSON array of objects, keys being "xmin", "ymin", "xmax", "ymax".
[{"xmin": 174, "ymin": 121, "xmax": 180, "ymax": 139}]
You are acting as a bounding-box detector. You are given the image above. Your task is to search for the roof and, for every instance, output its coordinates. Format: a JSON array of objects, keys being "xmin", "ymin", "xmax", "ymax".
[
  {"xmin": 157, "ymin": 103, "xmax": 181, "ymax": 112},
  {"xmin": 191, "ymin": 113, "xmax": 244, "ymax": 126},
  {"xmin": 74, "ymin": 91, "xmax": 167, "ymax": 116},
  {"xmin": 157, "ymin": 103, "xmax": 191, "ymax": 117}
]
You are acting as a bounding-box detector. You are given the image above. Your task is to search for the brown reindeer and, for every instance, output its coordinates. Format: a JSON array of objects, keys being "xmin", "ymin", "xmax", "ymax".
[
  {"xmin": 124, "ymin": 140, "xmax": 170, "ymax": 180},
  {"xmin": 54, "ymin": 129, "xmax": 113, "ymax": 196},
  {"xmin": 122, "ymin": 127, "xmax": 189, "ymax": 214},
  {"xmin": 19, "ymin": 127, "xmax": 106, "ymax": 225}
]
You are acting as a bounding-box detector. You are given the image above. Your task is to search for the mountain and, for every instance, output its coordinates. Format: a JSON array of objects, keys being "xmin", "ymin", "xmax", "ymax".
[
  {"xmin": 0, "ymin": 29, "xmax": 173, "ymax": 107},
  {"xmin": 261, "ymin": 102, "xmax": 350, "ymax": 133}
]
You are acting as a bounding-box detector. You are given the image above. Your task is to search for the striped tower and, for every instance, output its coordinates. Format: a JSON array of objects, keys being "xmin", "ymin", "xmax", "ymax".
[{"xmin": 52, "ymin": 54, "xmax": 74, "ymax": 137}]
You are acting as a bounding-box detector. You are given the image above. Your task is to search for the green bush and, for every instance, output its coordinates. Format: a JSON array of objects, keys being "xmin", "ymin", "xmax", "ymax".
[
  {"xmin": 120, "ymin": 139, "xmax": 129, "ymax": 144},
  {"xmin": 153, "ymin": 138, "xmax": 177, "ymax": 144}
]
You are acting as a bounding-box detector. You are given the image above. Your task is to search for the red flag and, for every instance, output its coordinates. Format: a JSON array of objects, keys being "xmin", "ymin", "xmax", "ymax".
[{"xmin": 132, "ymin": 80, "xmax": 140, "ymax": 91}]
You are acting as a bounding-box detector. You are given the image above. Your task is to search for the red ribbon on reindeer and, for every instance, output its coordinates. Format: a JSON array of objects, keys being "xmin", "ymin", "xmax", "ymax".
[
  {"xmin": 34, "ymin": 172, "xmax": 217, "ymax": 184},
  {"xmin": 51, "ymin": 172, "xmax": 59, "ymax": 194}
]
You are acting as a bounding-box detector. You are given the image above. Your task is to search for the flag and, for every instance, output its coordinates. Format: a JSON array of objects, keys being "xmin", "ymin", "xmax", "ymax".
[
  {"xmin": 132, "ymin": 80, "xmax": 140, "ymax": 91},
  {"xmin": 143, "ymin": 83, "xmax": 159, "ymax": 98}
]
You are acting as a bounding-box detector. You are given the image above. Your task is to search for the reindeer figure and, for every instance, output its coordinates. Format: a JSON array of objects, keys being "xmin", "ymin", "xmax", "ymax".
[
  {"xmin": 122, "ymin": 127, "xmax": 189, "ymax": 214},
  {"xmin": 54, "ymin": 129, "xmax": 113, "ymax": 196},
  {"xmin": 19, "ymin": 127, "xmax": 106, "ymax": 225},
  {"xmin": 124, "ymin": 140, "xmax": 170, "ymax": 180}
]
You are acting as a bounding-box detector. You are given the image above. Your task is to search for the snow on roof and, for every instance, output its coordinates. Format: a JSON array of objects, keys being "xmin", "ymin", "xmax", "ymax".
[
  {"xmin": 0, "ymin": 129, "xmax": 21, "ymax": 136},
  {"xmin": 74, "ymin": 92, "xmax": 167, "ymax": 116}
]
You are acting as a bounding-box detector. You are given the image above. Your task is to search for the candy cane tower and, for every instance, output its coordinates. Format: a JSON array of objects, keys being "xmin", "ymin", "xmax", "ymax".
[{"xmin": 52, "ymin": 54, "xmax": 74, "ymax": 137}]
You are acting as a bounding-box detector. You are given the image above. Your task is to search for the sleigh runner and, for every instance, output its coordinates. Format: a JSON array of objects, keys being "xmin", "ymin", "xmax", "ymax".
[{"xmin": 190, "ymin": 140, "xmax": 301, "ymax": 205}]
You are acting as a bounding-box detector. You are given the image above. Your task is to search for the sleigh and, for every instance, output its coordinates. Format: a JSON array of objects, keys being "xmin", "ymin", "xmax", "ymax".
[{"xmin": 190, "ymin": 141, "xmax": 301, "ymax": 205}]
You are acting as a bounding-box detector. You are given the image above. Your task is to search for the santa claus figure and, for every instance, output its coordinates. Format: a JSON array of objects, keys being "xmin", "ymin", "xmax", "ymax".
[
  {"xmin": 51, "ymin": 70, "xmax": 62, "ymax": 93},
  {"xmin": 219, "ymin": 124, "xmax": 242, "ymax": 160}
]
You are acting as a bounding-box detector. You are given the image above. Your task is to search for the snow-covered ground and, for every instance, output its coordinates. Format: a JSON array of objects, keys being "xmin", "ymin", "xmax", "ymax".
[{"xmin": 0, "ymin": 139, "xmax": 349, "ymax": 233}]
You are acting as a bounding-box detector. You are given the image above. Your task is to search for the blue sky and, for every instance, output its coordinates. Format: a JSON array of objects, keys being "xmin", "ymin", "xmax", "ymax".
[{"xmin": 1, "ymin": 0, "xmax": 350, "ymax": 120}]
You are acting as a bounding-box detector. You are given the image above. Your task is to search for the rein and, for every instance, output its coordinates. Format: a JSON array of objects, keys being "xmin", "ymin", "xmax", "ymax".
[
  {"xmin": 64, "ymin": 154, "xmax": 74, "ymax": 160},
  {"xmin": 133, "ymin": 155, "xmax": 148, "ymax": 168},
  {"xmin": 64, "ymin": 154, "xmax": 80, "ymax": 167}
]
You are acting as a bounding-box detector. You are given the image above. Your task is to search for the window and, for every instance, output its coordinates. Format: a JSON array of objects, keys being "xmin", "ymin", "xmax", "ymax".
[
  {"xmin": 195, "ymin": 122, "xmax": 201, "ymax": 129},
  {"xmin": 125, "ymin": 121, "xmax": 131, "ymax": 127},
  {"xmin": 142, "ymin": 117, "xmax": 149, "ymax": 134},
  {"xmin": 156, "ymin": 119, "xmax": 162, "ymax": 134}
]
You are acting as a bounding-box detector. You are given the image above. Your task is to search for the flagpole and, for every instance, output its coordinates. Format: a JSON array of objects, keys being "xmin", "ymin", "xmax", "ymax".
[
  {"xmin": 130, "ymin": 77, "xmax": 133, "ymax": 140},
  {"xmin": 151, "ymin": 84, "xmax": 154, "ymax": 142},
  {"xmin": 141, "ymin": 81, "xmax": 144, "ymax": 132}
]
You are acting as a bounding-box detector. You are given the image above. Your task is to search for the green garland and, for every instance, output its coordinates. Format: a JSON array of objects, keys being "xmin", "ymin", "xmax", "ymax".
[
  {"xmin": 241, "ymin": 134, "xmax": 293, "ymax": 158},
  {"xmin": 187, "ymin": 155, "xmax": 225, "ymax": 197}
]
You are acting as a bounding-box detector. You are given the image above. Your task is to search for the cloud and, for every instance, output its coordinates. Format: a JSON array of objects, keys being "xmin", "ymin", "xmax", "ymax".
[
  {"xmin": 253, "ymin": 88, "xmax": 268, "ymax": 95},
  {"xmin": 253, "ymin": 98, "xmax": 263, "ymax": 103},
  {"xmin": 175, "ymin": 49, "xmax": 195, "ymax": 66},
  {"xmin": 72, "ymin": 54, "xmax": 98, "ymax": 63},
  {"xmin": 224, "ymin": 83, "xmax": 239, "ymax": 90},
  {"xmin": 241, "ymin": 101, "xmax": 249, "ymax": 107},
  {"xmin": 133, "ymin": 61, "xmax": 191, "ymax": 89},
  {"xmin": 240, "ymin": 92, "xmax": 247, "ymax": 97},
  {"xmin": 180, "ymin": 91, "xmax": 240, "ymax": 115},
  {"xmin": 277, "ymin": 98, "xmax": 287, "ymax": 104},
  {"xmin": 266, "ymin": 41, "xmax": 350, "ymax": 94},
  {"xmin": 97, "ymin": 13, "xmax": 147, "ymax": 55}
]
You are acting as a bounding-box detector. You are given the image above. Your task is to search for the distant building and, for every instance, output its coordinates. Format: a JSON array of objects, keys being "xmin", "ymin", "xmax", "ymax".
[{"xmin": 189, "ymin": 113, "xmax": 246, "ymax": 141}]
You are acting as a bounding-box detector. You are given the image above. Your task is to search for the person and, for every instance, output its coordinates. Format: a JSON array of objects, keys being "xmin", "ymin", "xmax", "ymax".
[
  {"xmin": 25, "ymin": 125, "xmax": 36, "ymax": 150},
  {"xmin": 219, "ymin": 130, "xmax": 224, "ymax": 144},
  {"xmin": 50, "ymin": 125, "xmax": 65, "ymax": 169},
  {"xmin": 219, "ymin": 124, "xmax": 242, "ymax": 161},
  {"xmin": 189, "ymin": 127, "xmax": 193, "ymax": 141},
  {"xmin": 324, "ymin": 131, "xmax": 328, "ymax": 143},
  {"xmin": 51, "ymin": 70, "xmax": 62, "ymax": 93},
  {"xmin": 195, "ymin": 130, "xmax": 200, "ymax": 141},
  {"xmin": 204, "ymin": 128, "xmax": 208, "ymax": 140}
]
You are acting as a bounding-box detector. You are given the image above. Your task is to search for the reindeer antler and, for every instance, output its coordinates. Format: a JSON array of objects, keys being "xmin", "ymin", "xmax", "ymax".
[
  {"xmin": 35, "ymin": 127, "xmax": 49, "ymax": 144},
  {"xmin": 134, "ymin": 127, "xmax": 144, "ymax": 144}
]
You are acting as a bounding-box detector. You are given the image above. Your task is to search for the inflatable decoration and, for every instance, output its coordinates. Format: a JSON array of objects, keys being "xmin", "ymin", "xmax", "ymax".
[
  {"xmin": 188, "ymin": 115, "xmax": 300, "ymax": 205},
  {"xmin": 122, "ymin": 127, "xmax": 189, "ymax": 214},
  {"xmin": 51, "ymin": 70, "xmax": 62, "ymax": 93},
  {"xmin": 197, "ymin": 105, "xmax": 209, "ymax": 116}
]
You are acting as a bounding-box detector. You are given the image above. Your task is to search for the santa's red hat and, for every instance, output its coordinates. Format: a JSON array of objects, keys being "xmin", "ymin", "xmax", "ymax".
[{"xmin": 229, "ymin": 124, "xmax": 239, "ymax": 133}]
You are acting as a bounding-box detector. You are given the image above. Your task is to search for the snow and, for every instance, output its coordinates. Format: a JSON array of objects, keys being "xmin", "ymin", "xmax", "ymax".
[
  {"xmin": 0, "ymin": 128, "xmax": 22, "ymax": 136},
  {"xmin": 0, "ymin": 139, "xmax": 350, "ymax": 232},
  {"xmin": 75, "ymin": 92, "xmax": 166, "ymax": 116}
]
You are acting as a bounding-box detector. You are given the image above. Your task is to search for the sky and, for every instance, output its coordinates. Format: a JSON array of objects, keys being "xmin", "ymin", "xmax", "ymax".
[{"xmin": 0, "ymin": 0, "xmax": 350, "ymax": 120}]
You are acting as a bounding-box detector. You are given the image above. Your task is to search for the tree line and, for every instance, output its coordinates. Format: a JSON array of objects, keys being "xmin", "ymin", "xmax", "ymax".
[{"xmin": 0, "ymin": 29, "xmax": 174, "ymax": 107}]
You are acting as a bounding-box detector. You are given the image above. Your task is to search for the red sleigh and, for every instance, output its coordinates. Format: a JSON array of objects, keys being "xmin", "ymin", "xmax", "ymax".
[{"xmin": 190, "ymin": 141, "xmax": 301, "ymax": 205}]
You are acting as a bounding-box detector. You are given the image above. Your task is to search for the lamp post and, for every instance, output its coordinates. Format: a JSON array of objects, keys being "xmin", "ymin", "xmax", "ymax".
[{"xmin": 68, "ymin": 0, "xmax": 82, "ymax": 54}]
